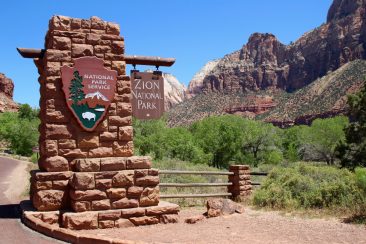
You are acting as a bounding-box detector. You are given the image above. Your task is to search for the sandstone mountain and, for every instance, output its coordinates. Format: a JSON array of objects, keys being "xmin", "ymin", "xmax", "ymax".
[
  {"xmin": 170, "ymin": 0, "xmax": 366, "ymax": 126},
  {"xmin": 0, "ymin": 73, "xmax": 18, "ymax": 113},
  {"xmin": 188, "ymin": 0, "xmax": 366, "ymax": 94},
  {"xmin": 169, "ymin": 60, "xmax": 366, "ymax": 127},
  {"xmin": 144, "ymin": 70, "xmax": 186, "ymax": 110},
  {"xmin": 163, "ymin": 72, "xmax": 187, "ymax": 110}
]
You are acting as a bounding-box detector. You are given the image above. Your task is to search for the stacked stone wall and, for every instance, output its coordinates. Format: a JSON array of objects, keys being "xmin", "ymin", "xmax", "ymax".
[{"xmin": 28, "ymin": 16, "xmax": 179, "ymax": 230}]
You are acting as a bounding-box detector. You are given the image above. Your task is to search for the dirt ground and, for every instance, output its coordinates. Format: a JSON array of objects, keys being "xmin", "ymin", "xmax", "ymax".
[{"xmin": 80, "ymin": 207, "xmax": 366, "ymax": 244}]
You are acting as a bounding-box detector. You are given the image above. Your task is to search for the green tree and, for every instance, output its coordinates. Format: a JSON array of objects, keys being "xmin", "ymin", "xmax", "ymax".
[
  {"xmin": 69, "ymin": 71, "xmax": 85, "ymax": 104},
  {"xmin": 301, "ymin": 116, "xmax": 348, "ymax": 165},
  {"xmin": 18, "ymin": 104, "xmax": 39, "ymax": 120},
  {"xmin": 0, "ymin": 111, "xmax": 39, "ymax": 156},
  {"xmin": 336, "ymin": 81, "xmax": 366, "ymax": 169},
  {"xmin": 191, "ymin": 115, "xmax": 244, "ymax": 168},
  {"xmin": 241, "ymin": 120, "xmax": 282, "ymax": 166}
]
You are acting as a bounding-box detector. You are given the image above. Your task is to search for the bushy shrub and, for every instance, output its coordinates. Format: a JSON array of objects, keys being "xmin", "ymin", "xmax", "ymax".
[{"xmin": 253, "ymin": 163, "xmax": 364, "ymax": 211}]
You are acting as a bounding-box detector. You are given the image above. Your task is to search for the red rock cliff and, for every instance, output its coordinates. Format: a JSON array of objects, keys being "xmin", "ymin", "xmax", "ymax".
[
  {"xmin": 0, "ymin": 73, "xmax": 18, "ymax": 112},
  {"xmin": 188, "ymin": 0, "xmax": 366, "ymax": 94}
]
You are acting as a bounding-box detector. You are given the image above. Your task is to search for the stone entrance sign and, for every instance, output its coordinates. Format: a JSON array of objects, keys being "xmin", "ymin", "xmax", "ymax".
[
  {"xmin": 131, "ymin": 71, "xmax": 165, "ymax": 120},
  {"xmin": 21, "ymin": 15, "xmax": 179, "ymax": 231},
  {"xmin": 61, "ymin": 57, "xmax": 117, "ymax": 131}
]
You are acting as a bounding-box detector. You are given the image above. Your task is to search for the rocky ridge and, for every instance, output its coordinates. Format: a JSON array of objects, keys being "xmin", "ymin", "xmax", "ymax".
[
  {"xmin": 0, "ymin": 73, "xmax": 18, "ymax": 112},
  {"xmin": 162, "ymin": 72, "xmax": 187, "ymax": 110},
  {"xmin": 188, "ymin": 0, "xmax": 366, "ymax": 95},
  {"xmin": 168, "ymin": 59, "xmax": 366, "ymax": 127},
  {"xmin": 171, "ymin": 0, "xmax": 366, "ymax": 126}
]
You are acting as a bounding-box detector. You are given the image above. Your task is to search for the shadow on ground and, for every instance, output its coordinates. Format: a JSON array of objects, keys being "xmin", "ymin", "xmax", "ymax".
[{"xmin": 0, "ymin": 204, "xmax": 21, "ymax": 219}]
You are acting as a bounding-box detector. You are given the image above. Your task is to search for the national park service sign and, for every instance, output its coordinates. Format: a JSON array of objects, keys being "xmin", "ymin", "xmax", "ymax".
[{"xmin": 61, "ymin": 57, "xmax": 117, "ymax": 131}]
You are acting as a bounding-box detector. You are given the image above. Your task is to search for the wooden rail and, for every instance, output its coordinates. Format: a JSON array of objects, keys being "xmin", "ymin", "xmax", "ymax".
[
  {"xmin": 159, "ymin": 170, "xmax": 234, "ymax": 176},
  {"xmin": 250, "ymin": 172, "xmax": 268, "ymax": 176},
  {"xmin": 160, "ymin": 193, "xmax": 232, "ymax": 199},
  {"xmin": 159, "ymin": 182, "xmax": 232, "ymax": 187}
]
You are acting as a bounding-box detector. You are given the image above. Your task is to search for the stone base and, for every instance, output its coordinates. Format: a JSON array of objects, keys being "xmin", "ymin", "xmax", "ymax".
[{"xmin": 23, "ymin": 201, "xmax": 179, "ymax": 230}]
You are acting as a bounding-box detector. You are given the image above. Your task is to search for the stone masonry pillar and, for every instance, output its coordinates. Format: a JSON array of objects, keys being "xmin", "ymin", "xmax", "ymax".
[
  {"xmin": 228, "ymin": 165, "xmax": 252, "ymax": 199},
  {"xmin": 27, "ymin": 15, "xmax": 179, "ymax": 230}
]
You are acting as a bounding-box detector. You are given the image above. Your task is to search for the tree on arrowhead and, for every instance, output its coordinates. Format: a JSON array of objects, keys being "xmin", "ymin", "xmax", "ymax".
[{"xmin": 69, "ymin": 71, "xmax": 85, "ymax": 104}]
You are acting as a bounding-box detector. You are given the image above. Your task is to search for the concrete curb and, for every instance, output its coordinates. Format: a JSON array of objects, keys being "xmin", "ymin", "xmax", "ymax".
[{"xmin": 20, "ymin": 203, "xmax": 144, "ymax": 244}]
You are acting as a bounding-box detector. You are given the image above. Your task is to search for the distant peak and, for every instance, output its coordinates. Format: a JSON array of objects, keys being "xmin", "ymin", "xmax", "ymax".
[{"xmin": 327, "ymin": 0, "xmax": 364, "ymax": 22}]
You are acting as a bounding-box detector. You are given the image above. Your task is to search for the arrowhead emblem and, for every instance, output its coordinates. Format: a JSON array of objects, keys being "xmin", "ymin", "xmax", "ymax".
[{"xmin": 61, "ymin": 57, "xmax": 117, "ymax": 131}]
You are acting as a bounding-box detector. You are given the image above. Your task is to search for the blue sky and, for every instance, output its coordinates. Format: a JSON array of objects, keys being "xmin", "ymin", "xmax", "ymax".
[{"xmin": 1, "ymin": 0, "xmax": 333, "ymax": 107}]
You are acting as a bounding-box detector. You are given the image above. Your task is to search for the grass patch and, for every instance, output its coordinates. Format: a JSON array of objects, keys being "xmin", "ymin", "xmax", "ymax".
[{"xmin": 252, "ymin": 162, "xmax": 366, "ymax": 223}]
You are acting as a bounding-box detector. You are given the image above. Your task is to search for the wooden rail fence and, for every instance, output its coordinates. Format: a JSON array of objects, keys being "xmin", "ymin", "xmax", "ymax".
[{"xmin": 159, "ymin": 167, "xmax": 268, "ymax": 199}]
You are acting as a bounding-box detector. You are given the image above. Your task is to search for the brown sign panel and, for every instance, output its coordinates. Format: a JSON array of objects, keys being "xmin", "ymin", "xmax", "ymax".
[
  {"xmin": 131, "ymin": 71, "xmax": 165, "ymax": 120},
  {"xmin": 61, "ymin": 57, "xmax": 117, "ymax": 131}
]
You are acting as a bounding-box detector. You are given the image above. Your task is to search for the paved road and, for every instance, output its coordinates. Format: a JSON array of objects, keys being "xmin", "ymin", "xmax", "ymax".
[{"xmin": 0, "ymin": 156, "xmax": 60, "ymax": 244}]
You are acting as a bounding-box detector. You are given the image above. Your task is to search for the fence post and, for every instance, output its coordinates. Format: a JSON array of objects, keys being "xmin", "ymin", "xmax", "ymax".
[{"xmin": 228, "ymin": 165, "xmax": 252, "ymax": 200}]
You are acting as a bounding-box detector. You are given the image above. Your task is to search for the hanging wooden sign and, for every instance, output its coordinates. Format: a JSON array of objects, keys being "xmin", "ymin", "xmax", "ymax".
[
  {"xmin": 61, "ymin": 57, "xmax": 117, "ymax": 131},
  {"xmin": 131, "ymin": 71, "xmax": 165, "ymax": 120}
]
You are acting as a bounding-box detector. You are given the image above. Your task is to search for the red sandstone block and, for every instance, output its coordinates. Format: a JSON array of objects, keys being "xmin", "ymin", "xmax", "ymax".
[
  {"xmin": 91, "ymin": 29, "xmax": 106, "ymax": 34},
  {"xmin": 72, "ymin": 200, "xmax": 91, "ymax": 212},
  {"xmin": 58, "ymin": 139, "xmax": 76, "ymax": 149},
  {"xmin": 89, "ymin": 147, "xmax": 113, "ymax": 158},
  {"xmin": 101, "ymin": 34, "xmax": 124, "ymax": 41},
  {"xmin": 46, "ymin": 62, "xmax": 61, "ymax": 76},
  {"xmin": 129, "ymin": 216, "xmax": 159, "ymax": 226},
  {"xmin": 109, "ymin": 115, "xmax": 131, "ymax": 126},
  {"xmin": 40, "ymin": 140, "xmax": 58, "ymax": 157},
  {"xmin": 94, "ymin": 45, "xmax": 111, "ymax": 53},
  {"xmin": 135, "ymin": 176, "xmax": 159, "ymax": 187},
  {"xmin": 111, "ymin": 198, "xmax": 139, "ymax": 209},
  {"xmin": 33, "ymin": 190, "xmax": 67, "ymax": 211},
  {"xmin": 98, "ymin": 220, "xmax": 114, "ymax": 229},
  {"xmin": 95, "ymin": 171, "xmax": 118, "ymax": 179},
  {"xmin": 35, "ymin": 171, "xmax": 73, "ymax": 181},
  {"xmin": 42, "ymin": 212, "xmax": 60, "ymax": 225},
  {"xmin": 112, "ymin": 170, "xmax": 134, "ymax": 187},
  {"xmin": 59, "ymin": 148, "xmax": 88, "ymax": 158},
  {"xmin": 112, "ymin": 41, "xmax": 124, "ymax": 52},
  {"xmin": 49, "ymin": 16, "xmax": 71, "ymax": 31},
  {"xmin": 145, "ymin": 202, "xmax": 180, "ymax": 216},
  {"xmin": 45, "ymin": 124, "xmax": 72, "ymax": 139},
  {"xmin": 52, "ymin": 180, "xmax": 69, "ymax": 190},
  {"xmin": 78, "ymin": 134, "xmax": 99, "ymax": 148},
  {"xmin": 70, "ymin": 190, "xmax": 107, "ymax": 201},
  {"xmin": 113, "ymin": 141, "xmax": 134, "ymax": 157},
  {"xmin": 45, "ymin": 50, "xmax": 71, "ymax": 62},
  {"xmin": 52, "ymin": 36, "xmax": 71, "ymax": 50},
  {"xmin": 70, "ymin": 18, "xmax": 81, "ymax": 30},
  {"xmin": 40, "ymin": 155, "xmax": 69, "ymax": 172},
  {"xmin": 127, "ymin": 156, "xmax": 151, "ymax": 169},
  {"xmin": 91, "ymin": 16, "xmax": 106, "ymax": 30},
  {"xmin": 34, "ymin": 181, "xmax": 52, "ymax": 190},
  {"xmin": 120, "ymin": 208, "xmax": 145, "ymax": 218},
  {"xmin": 70, "ymin": 173, "xmax": 95, "ymax": 190},
  {"xmin": 160, "ymin": 214, "xmax": 179, "ymax": 224},
  {"xmin": 119, "ymin": 126, "xmax": 133, "ymax": 141},
  {"xmin": 106, "ymin": 22, "xmax": 120, "ymax": 35},
  {"xmin": 98, "ymin": 210, "xmax": 121, "ymax": 221},
  {"xmin": 86, "ymin": 33, "xmax": 100, "ymax": 45},
  {"xmin": 92, "ymin": 199, "xmax": 111, "ymax": 211},
  {"xmin": 71, "ymin": 43, "xmax": 93, "ymax": 58},
  {"xmin": 100, "ymin": 131, "xmax": 118, "ymax": 141},
  {"xmin": 95, "ymin": 179, "xmax": 112, "ymax": 190},
  {"xmin": 106, "ymin": 188, "xmax": 126, "ymax": 199},
  {"xmin": 74, "ymin": 158, "xmax": 101, "ymax": 172},
  {"xmin": 100, "ymin": 157, "xmax": 126, "ymax": 171},
  {"xmin": 139, "ymin": 187, "xmax": 159, "ymax": 207},
  {"xmin": 127, "ymin": 186, "xmax": 143, "ymax": 198},
  {"xmin": 62, "ymin": 212, "xmax": 98, "ymax": 230},
  {"xmin": 115, "ymin": 219, "xmax": 135, "ymax": 228},
  {"xmin": 116, "ymin": 103, "xmax": 132, "ymax": 117}
]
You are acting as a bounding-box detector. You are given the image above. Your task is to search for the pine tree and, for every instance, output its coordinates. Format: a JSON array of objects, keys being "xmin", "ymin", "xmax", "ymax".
[
  {"xmin": 336, "ymin": 81, "xmax": 366, "ymax": 169},
  {"xmin": 69, "ymin": 71, "xmax": 85, "ymax": 104}
]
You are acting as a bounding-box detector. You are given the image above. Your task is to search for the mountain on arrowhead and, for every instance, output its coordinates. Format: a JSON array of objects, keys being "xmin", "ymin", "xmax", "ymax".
[{"xmin": 85, "ymin": 91, "xmax": 109, "ymax": 101}]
